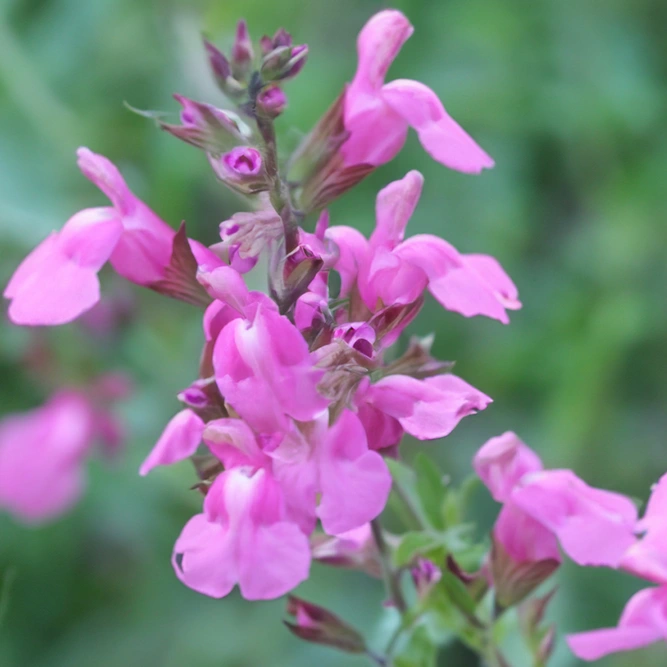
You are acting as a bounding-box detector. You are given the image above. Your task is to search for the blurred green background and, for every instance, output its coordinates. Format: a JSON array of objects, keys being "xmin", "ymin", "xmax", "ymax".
[{"xmin": 1, "ymin": 0, "xmax": 666, "ymax": 665}]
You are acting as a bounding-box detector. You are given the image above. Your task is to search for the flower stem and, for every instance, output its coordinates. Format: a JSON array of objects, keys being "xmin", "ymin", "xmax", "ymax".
[
  {"xmin": 249, "ymin": 72, "xmax": 299, "ymax": 254},
  {"xmin": 370, "ymin": 518, "xmax": 408, "ymax": 614}
]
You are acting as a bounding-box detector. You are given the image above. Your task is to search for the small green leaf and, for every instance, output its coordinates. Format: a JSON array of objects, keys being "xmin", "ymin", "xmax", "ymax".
[
  {"xmin": 413, "ymin": 452, "xmax": 447, "ymax": 530},
  {"xmin": 393, "ymin": 532, "xmax": 445, "ymax": 568},
  {"xmin": 438, "ymin": 570, "xmax": 479, "ymax": 619}
]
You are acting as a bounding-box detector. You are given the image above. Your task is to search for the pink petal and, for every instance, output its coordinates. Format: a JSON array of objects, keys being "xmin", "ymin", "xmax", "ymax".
[
  {"xmin": 197, "ymin": 265, "xmax": 251, "ymax": 313},
  {"xmin": 326, "ymin": 225, "xmax": 370, "ymax": 298},
  {"xmin": 238, "ymin": 521, "xmax": 311, "ymax": 600},
  {"xmin": 512, "ymin": 469, "xmax": 638, "ymax": 567},
  {"xmin": 381, "ymin": 79, "xmax": 494, "ymax": 174},
  {"xmin": 77, "ymin": 147, "xmax": 135, "ymax": 215},
  {"xmin": 202, "ymin": 418, "xmax": 265, "ymax": 469},
  {"xmin": 396, "ymin": 235, "xmax": 517, "ymax": 323},
  {"xmin": 567, "ymin": 587, "xmax": 667, "ymax": 661},
  {"xmin": 0, "ymin": 391, "xmax": 95, "ymax": 523},
  {"xmin": 365, "ymin": 373, "xmax": 491, "ymax": 440},
  {"xmin": 567, "ymin": 626, "xmax": 662, "ymax": 661},
  {"xmin": 473, "ymin": 431, "xmax": 543, "ymax": 503},
  {"xmin": 139, "ymin": 409, "xmax": 204, "ymax": 476},
  {"xmin": 370, "ymin": 170, "xmax": 424, "ymax": 250},
  {"xmin": 317, "ymin": 411, "xmax": 391, "ymax": 534},
  {"xmin": 172, "ymin": 514, "xmax": 237, "ymax": 598},
  {"xmin": 494, "ymin": 503, "xmax": 561, "ymax": 563},
  {"xmin": 352, "ymin": 10, "xmax": 413, "ymax": 93},
  {"xmin": 5, "ymin": 209, "xmax": 123, "ymax": 326}
]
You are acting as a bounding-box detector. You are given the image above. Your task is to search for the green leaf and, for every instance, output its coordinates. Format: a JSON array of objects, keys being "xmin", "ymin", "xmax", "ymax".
[
  {"xmin": 393, "ymin": 532, "xmax": 445, "ymax": 568},
  {"xmin": 394, "ymin": 626, "xmax": 437, "ymax": 667},
  {"xmin": 438, "ymin": 570, "xmax": 479, "ymax": 619},
  {"xmin": 413, "ymin": 452, "xmax": 447, "ymax": 530}
]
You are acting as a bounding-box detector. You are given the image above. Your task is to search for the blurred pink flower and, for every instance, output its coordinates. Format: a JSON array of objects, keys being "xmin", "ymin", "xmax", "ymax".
[
  {"xmin": 0, "ymin": 386, "xmax": 125, "ymax": 523},
  {"xmin": 567, "ymin": 586, "xmax": 667, "ymax": 661}
]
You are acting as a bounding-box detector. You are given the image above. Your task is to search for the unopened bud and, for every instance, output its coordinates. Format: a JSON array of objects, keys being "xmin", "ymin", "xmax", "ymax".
[
  {"xmin": 261, "ymin": 43, "xmax": 308, "ymax": 82},
  {"xmin": 537, "ymin": 626, "xmax": 556, "ymax": 664},
  {"xmin": 204, "ymin": 40, "xmax": 246, "ymax": 98},
  {"xmin": 208, "ymin": 147, "xmax": 268, "ymax": 195},
  {"xmin": 284, "ymin": 596, "xmax": 367, "ymax": 654},
  {"xmin": 257, "ymin": 85, "xmax": 287, "ymax": 118},
  {"xmin": 231, "ymin": 20, "xmax": 254, "ymax": 78},
  {"xmin": 411, "ymin": 558, "xmax": 442, "ymax": 599},
  {"xmin": 272, "ymin": 28, "xmax": 292, "ymax": 48},
  {"xmin": 271, "ymin": 243, "xmax": 324, "ymax": 313},
  {"xmin": 162, "ymin": 95, "xmax": 247, "ymax": 155}
]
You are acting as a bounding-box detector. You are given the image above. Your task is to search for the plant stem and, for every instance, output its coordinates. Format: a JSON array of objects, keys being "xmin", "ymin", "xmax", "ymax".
[
  {"xmin": 249, "ymin": 73, "xmax": 299, "ymax": 255},
  {"xmin": 370, "ymin": 518, "xmax": 408, "ymax": 614}
]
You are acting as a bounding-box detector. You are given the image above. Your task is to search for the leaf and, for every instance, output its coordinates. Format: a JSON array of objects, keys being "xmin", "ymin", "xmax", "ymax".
[
  {"xmin": 394, "ymin": 626, "xmax": 437, "ymax": 667},
  {"xmin": 438, "ymin": 570, "xmax": 480, "ymax": 620},
  {"xmin": 393, "ymin": 532, "xmax": 445, "ymax": 568},
  {"xmin": 413, "ymin": 452, "xmax": 447, "ymax": 530}
]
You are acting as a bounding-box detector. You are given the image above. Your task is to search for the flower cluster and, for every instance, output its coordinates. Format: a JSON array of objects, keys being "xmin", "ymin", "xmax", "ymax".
[
  {"xmin": 475, "ymin": 432, "xmax": 667, "ymax": 661},
  {"xmin": 4, "ymin": 7, "xmax": 661, "ymax": 666}
]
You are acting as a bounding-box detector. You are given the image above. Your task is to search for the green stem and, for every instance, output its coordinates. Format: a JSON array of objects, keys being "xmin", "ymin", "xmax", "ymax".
[
  {"xmin": 392, "ymin": 477, "xmax": 427, "ymax": 530},
  {"xmin": 370, "ymin": 518, "xmax": 408, "ymax": 614}
]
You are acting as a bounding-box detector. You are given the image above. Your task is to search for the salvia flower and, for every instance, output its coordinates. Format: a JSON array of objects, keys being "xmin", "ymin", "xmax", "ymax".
[{"xmin": 0, "ymin": 385, "xmax": 126, "ymax": 523}]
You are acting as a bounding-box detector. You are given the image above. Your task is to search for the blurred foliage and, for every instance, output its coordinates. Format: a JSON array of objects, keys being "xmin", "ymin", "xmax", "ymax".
[{"xmin": 1, "ymin": 0, "xmax": 666, "ymax": 665}]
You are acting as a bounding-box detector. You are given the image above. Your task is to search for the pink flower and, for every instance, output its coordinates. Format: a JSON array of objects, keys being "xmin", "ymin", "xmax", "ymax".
[
  {"xmin": 0, "ymin": 388, "xmax": 124, "ymax": 523},
  {"xmin": 621, "ymin": 473, "xmax": 667, "ymax": 584},
  {"xmin": 139, "ymin": 409, "xmax": 205, "ymax": 476},
  {"xmin": 473, "ymin": 431, "xmax": 543, "ymax": 503},
  {"xmin": 213, "ymin": 306, "xmax": 329, "ymax": 432},
  {"xmin": 342, "ymin": 10, "xmax": 493, "ymax": 173},
  {"xmin": 567, "ymin": 586, "xmax": 667, "ymax": 661},
  {"xmin": 4, "ymin": 208, "xmax": 123, "ymax": 325},
  {"xmin": 5, "ymin": 148, "xmax": 216, "ymax": 325},
  {"xmin": 494, "ymin": 503, "xmax": 561, "ymax": 564},
  {"xmin": 271, "ymin": 411, "xmax": 391, "ymax": 536},
  {"xmin": 328, "ymin": 171, "xmax": 520, "ymax": 323},
  {"xmin": 311, "ymin": 524, "xmax": 382, "ymax": 578},
  {"xmin": 355, "ymin": 373, "xmax": 491, "ymax": 449},
  {"xmin": 511, "ymin": 469, "xmax": 638, "ymax": 567},
  {"xmin": 208, "ymin": 147, "xmax": 267, "ymax": 194},
  {"xmin": 172, "ymin": 466, "xmax": 310, "ymax": 599}
]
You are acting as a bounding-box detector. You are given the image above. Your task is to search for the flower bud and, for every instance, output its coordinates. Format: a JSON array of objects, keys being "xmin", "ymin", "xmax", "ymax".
[
  {"xmin": 208, "ymin": 147, "xmax": 268, "ymax": 195},
  {"xmin": 161, "ymin": 95, "xmax": 247, "ymax": 155},
  {"xmin": 284, "ymin": 596, "xmax": 367, "ymax": 654},
  {"xmin": 257, "ymin": 85, "xmax": 287, "ymax": 118},
  {"xmin": 231, "ymin": 20, "xmax": 254, "ymax": 78},
  {"xmin": 203, "ymin": 40, "xmax": 246, "ymax": 98},
  {"xmin": 261, "ymin": 43, "xmax": 308, "ymax": 82},
  {"xmin": 411, "ymin": 558, "xmax": 442, "ymax": 598},
  {"xmin": 537, "ymin": 626, "xmax": 556, "ymax": 664},
  {"xmin": 271, "ymin": 243, "xmax": 324, "ymax": 314}
]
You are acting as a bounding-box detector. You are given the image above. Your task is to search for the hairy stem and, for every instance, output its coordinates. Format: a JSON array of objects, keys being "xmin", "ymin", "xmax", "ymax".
[{"xmin": 250, "ymin": 73, "xmax": 299, "ymax": 254}]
